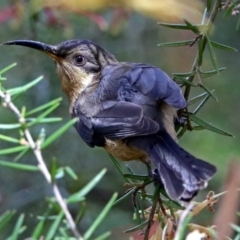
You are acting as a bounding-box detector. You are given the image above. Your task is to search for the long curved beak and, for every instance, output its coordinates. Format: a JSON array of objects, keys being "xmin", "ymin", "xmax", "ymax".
[{"xmin": 3, "ymin": 40, "xmax": 59, "ymax": 59}]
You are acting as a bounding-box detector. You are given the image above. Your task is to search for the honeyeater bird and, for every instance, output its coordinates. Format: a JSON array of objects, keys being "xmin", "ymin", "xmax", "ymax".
[{"xmin": 3, "ymin": 39, "xmax": 216, "ymax": 201}]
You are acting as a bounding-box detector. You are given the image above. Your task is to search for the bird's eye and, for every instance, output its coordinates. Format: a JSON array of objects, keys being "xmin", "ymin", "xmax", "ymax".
[{"xmin": 74, "ymin": 55, "xmax": 85, "ymax": 65}]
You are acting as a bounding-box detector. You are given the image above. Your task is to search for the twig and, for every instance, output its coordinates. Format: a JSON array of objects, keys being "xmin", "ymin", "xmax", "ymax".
[
  {"xmin": 143, "ymin": 196, "xmax": 158, "ymax": 240},
  {"xmin": 0, "ymin": 89, "xmax": 83, "ymax": 240}
]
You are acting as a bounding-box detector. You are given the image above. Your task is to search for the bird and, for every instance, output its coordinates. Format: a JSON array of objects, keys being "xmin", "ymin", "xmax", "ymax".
[{"xmin": 3, "ymin": 39, "xmax": 216, "ymax": 201}]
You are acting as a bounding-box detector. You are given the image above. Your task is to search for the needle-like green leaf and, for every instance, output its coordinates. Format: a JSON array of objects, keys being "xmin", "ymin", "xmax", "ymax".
[
  {"xmin": 124, "ymin": 219, "xmax": 149, "ymax": 233},
  {"xmin": 26, "ymin": 98, "xmax": 62, "ymax": 116},
  {"xmin": 9, "ymin": 214, "xmax": 25, "ymax": 240},
  {"xmin": 199, "ymin": 68, "xmax": 226, "ymax": 78},
  {"xmin": 184, "ymin": 19, "xmax": 200, "ymax": 34},
  {"xmin": 27, "ymin": 103, "xmax": 60, "ymax": 127},
  {"xmin": 158, "ymin": 23, "xmax": 206, "ymax": 32},
  {"xmin": 0, "ymin": 210, "xmax": 16, "ymax": 232},
  {"xmin": 83, "ymin": 193, "xmax": 118, "ymax": 240},
  {"xmin": 207, "ymin": 0, "xmax": 213, "ymax": 11},
  {"xmin": 65, "ymin": 166, "xmax": 78, "ymax": 180},
  {"xmin": 188, "ymin": 92, "xmax": 209, "ymax": 106},
  {"xmin": 45, "ymin": 212, "xmax": 64, "ymax": 240},
  {"xmin": 92, "ymin": 231, "xmax": 111, "ymax": 240},
  {"xmin": 41, "ymin": 118, "xmax": 77, "ymax": 148},
  {"xmin": 189, "ymin": 113, "xmax": 234, "ymax": 136},
  {"xmin": 206, "ymin": 36, "xmax": 218, "ymax": 72},
  {"xmin": 113, "ymin": 188, "xmax": 135, "ymax": 206},
  {"xmin": 0, "ymin": 134, "xmax": 19, "ymax": 143},
  {"xmin": 9, "ymin": 76, "xmax": 43, "ymax": 95},
  {"xmin": 0, "ymin": 146, "xmax": 29, "ymax": 155},
  {"xmin": 67, "ymin": 168, "xmax": 107, "ymax": 203},
  {"xmin": 174, "ymin": 77, "xmax": 197, "ymax": 86},
  {"xmin": 123, "ymin": 173, "xmax": 149, "ymax": 181},
  {"xmin": 31, "ymin": 210, "xmax": 51, "ymax": 239},
  {"xmin": 0, "ymin": 63, "xmax": 17, "ymax": 75},
  {"xmin": 193, "ymin": 94, "xmax": 211, "ymax": 114},
  {"xmin": 158, "ymin": 39, "xmax": 194, "ymax": 47},
  {"xmin": 0, "ymin": 160, "xmax": 39, "ymax": 171},
  {"xmin": 211, "ymin": 40, "xmax": 238, "ymax": 52},
  {"xmin": 0, "ymin": 123, "xmax": 21, "ymax": 129}
]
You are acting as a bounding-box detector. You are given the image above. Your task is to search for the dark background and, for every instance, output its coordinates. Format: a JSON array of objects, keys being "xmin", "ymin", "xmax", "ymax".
[{"xmin": 0, "ymin": 0, "xmax": 239, "ymax": 239}]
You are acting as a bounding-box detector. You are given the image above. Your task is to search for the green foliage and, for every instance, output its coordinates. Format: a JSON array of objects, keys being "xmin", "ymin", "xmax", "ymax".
[
  {"xmin": 159, "ymin": 0, "xmax": 236, "ymax": 139},
  {"xmin": 0, "ymin": 65, "xmax": 117, "ymax": 240}
]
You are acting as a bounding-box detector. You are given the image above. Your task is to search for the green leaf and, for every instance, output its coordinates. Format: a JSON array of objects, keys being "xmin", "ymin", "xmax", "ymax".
[
  {"xmin": 172, "ymin": 72, "xmax": 195, "ymax": 77},
  {"xmin": 237, "ymin": 14, "xmax": 240, "ymax": 30},
  {"xmin": 211, "ymin": 40, "xmax": 238, "ymax": 52},
  {"xmin": 158, "ymin": 22, "xmax": 205, "ymax": 31},
  {"xmin": 0, "ymin": 123, "xmax": 21, "ymax": 129},
  {"xmin": 206, "ymin": 36, "xmax": 218, "ymax": 72},
  {"xmin": 0, "ymin": 134, "xmax": 19, "ymax": 143},
  {"xmin": 26, "ymin": 117, "xmax": 62, "ymax": 123},
  {"xmin": 193, "ymin": 94, "xmax": 211, "ymax": 114},
  {"xmin": 41, "ymin": 118, "xmax": 77, "ymax": 148},
  {"xmin": 0, "ymin": 210, "xmax": 16, "ymax": 232},
  {"xmin": 199, "ymin": 68, "xmax": 226, "ymax": 78},
  {"xmin": 108, "ymin": 154, "xmax": 131, "ymax": 182},
  {"xmin": 27, "ymin": 103, "xmax": 60, "ymax": 127},
  {"xmin": 65, "ymin": 166, "xmax": 78, "ymax": 180},
  {"xmin": 207, "ymin": 0, "xmax": 213, "ymax": 12},
  {"xmin": 92, "ymin": 231, "xmax": 111, "ymax": 240},
  {"xmin": 192, "ymin": 125, "xmax": 206, "ymax": 130},
  {"xmin": 200, "ymin": 84, "xmax": 218, "ymax": 101},
  {"xmin": 68, "ymin": 168, "xmax": 107, "ymax": 203},
  {"xmin": 83, "ymin": 192, "xmax": 118, "ymax": 240},
  {"xmin": 10, "ymin": 214, "xmax": 25, "ymax": 240},
  {"xmin": 50, "ymin": 158, "xmax": 57, "ymax": 182},
  {"xmin": 26, "ymin": 98, "xmax": 62, "ymax": 116},
  {"xmin": 45, "ymin": 212, "xmax": 64, "ymax": 240},
  {"xmin": 9, "ymin": 76, "xmax": 43, "ymax": 95},
  {"xmin": 0, "ymin": 63, "xmax": 17, "ymax": 75},
  {"xmin": 188, "ymin": 92, "xmax": 209, "ymax": 106},
  {"xmin": 189, "ymin": 113, "xmax": 234, "ymax": 136},
  {"xmin": 55, "ymin": 168, "xmax": 65, "ymax": 179},
  {"xmin": 183, "ymin": 19, "xmax": 200, "ymax": 34},
  {"xmin": 75, "ymin": 202, "xmax": 87, "ymax": 224},
  {"xmin": 113, "ymin": 188, "xmax": 135, "ymax": 206},
  {"xmin": 31, "ymin": 210, "xmax": 50, "ymax": 239},
  {"xmin": 0, "ymin": 160, "xmax": 39, "ymax": 171},
  {"xmin": 124, "ymin": 219, "xmax": 149, "ymax": 233},
  {"xmin": 158, "ymin": 39, "xmax": 194, "ymax": 47},
  {"xmin": 0, "ymin": 146, "xmax": 29, "ymax": 155},
  {"xmin": 13, "ymin": 147, "xmax": 29, "ymax": 162},
  {"xmin": 198, "ymin": 38, "xmax": 204, "ymax": 66},
  {"xmin": 174, "ymin": 76, "xmax": 197, "ymax": 87},
  {"xmin": 123, "ymin": 173, "xmax": 149, "ymax": 181}
]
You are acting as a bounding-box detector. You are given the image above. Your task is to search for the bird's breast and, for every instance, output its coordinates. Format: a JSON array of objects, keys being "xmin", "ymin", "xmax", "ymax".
[{"xmin": 104, "ymin": 138, "xmax": 147, "ymax": 162}]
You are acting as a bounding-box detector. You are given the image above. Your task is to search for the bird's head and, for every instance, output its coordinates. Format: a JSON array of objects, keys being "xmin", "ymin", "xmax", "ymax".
[{"xmin": 3, "ymin": 39, "xmax": 118, "ymax": 105}]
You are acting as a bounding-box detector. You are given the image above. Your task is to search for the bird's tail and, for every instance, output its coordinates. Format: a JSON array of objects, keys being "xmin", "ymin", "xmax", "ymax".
[{"xmin": 148, "ymin": 131, "xmax": 217, "ymax": 201}]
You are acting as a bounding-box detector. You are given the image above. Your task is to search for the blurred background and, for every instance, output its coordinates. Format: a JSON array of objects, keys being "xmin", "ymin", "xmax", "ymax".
[{"xmin": 0, "ymin": 0, "xmax": 239, "ymax": 239}]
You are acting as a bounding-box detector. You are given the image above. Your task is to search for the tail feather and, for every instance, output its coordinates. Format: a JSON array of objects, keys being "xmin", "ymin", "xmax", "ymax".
[{"xmin": 149, "ymin": 130, "xmax": 216, "ymax": 201}]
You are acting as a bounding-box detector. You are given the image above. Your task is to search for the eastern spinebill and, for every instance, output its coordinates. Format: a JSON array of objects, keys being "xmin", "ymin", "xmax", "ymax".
[{"xmin": 3, "ymin": 39, "xmax": 216, "ymax": 201}]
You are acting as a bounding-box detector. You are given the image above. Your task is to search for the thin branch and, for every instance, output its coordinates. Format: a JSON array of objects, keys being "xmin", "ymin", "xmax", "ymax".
[
  {"xmin": 0, "ymin": 89, "xmax": 83, "ymax": 240},
  {"xmin": 184, "ymin": 0, "xmax": 222, "ymax": 101}
]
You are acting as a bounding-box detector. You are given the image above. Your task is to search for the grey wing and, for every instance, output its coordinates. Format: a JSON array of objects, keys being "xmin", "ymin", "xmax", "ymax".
[
  {"xmin": 123, "ymin": 64, "xmax": 187, "ymax": 109},
  {"xmin": 74, "ymin": 101, "xmax": 159, "ymax": 147}
]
